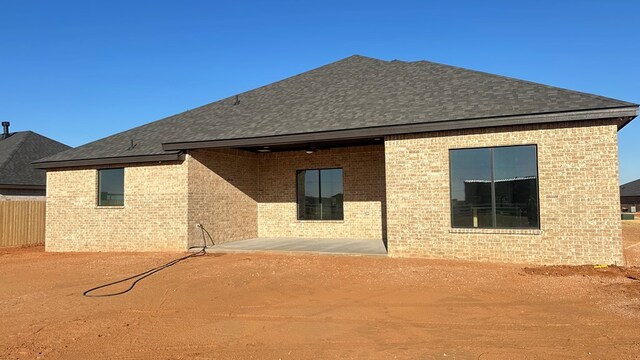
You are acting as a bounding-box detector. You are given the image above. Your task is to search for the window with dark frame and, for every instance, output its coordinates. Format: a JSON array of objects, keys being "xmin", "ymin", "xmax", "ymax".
[
  {"xmin": 449, "ymin": 145, "xmax": 539, "ymax": 229},
  {"xmin": 98, "ymin": 168, "xmax": 124, "ymax": 206},
  {"xmin": 297, "ymin": 168, "xmax": 344, "ymax": 220}
]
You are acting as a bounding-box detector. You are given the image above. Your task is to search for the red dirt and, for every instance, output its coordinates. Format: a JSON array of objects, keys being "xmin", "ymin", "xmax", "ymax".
[
  {"xmin": 523, "ymin": 264, "xmax": 640, "ymax": 279},
  {"xmin": 623, "ymin": 220, "xmax": 640, "ymax": 266},
  {"xmin": 1, "ymin": 222, "xmax": 640, "ymax": 359}
]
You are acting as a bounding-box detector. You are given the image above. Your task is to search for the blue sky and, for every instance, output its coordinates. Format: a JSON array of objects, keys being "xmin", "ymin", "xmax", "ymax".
[{"xmin": 1, "ymin": 0, "xmax": 638, "ymax": 183}]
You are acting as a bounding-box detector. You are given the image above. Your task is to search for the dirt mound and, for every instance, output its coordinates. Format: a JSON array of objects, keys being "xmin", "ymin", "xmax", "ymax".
[
  {"xmin": 523, "ymin": 265, "xmax": 640, "ymax": 301},
  {"xmin": 523, "ymin": 264, "xmax": 640, "ymax": 280}
]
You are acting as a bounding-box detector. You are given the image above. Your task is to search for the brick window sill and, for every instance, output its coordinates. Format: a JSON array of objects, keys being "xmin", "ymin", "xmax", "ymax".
[
  {"xmin": 450, "ymin": 228, "xmax": 542, "ymax": 235},
  {"xmin": 95, "ymin": 206, "xmax": 125, "ymax": 209}
]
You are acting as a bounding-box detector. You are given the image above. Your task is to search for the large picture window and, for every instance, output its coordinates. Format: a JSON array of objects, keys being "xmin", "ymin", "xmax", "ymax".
[
  {"xmin": 449, "ymin": 145, "xmax": 539, "ymax": 229},
  {"xmin": 297, "ymin": 168, "xmax": 343, "ymax": 220},
  {"xmin": 98, "ymin": 168, "xmax": 124, "ymax": 206}
]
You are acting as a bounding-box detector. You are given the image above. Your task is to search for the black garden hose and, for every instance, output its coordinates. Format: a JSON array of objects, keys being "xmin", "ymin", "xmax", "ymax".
[{"xmin": 83, "ymin": 224, "xmax": 214, "ymax": 297}]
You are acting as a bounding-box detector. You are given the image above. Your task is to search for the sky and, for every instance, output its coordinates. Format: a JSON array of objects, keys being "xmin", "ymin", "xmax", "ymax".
[{"xmin": 1, "ymin": 0, "xmax": 638, "ymax": 183}]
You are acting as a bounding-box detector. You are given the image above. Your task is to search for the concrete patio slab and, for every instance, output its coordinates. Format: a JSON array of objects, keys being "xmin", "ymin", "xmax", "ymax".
[{"xmin": 200, "ymin": 237, "xmax": 387, "ymax": 256}]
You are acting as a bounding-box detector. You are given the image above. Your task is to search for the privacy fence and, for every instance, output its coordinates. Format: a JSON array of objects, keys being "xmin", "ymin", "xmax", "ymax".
[{"xmin": 0, "ymin": 201, "xmax": 46, "ymax": 247}]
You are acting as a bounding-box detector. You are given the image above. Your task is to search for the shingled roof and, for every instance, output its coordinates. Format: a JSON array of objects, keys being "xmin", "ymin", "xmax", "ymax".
[
  {"xmin": 0, "ymin": 131, "xmax": 70, "ymax": 187},
  {"xmin": 34, "ymin": 55, "xmax": 638, "ymax": 169},
  {"xmin": 621, "ymin": 179, "xmax": 640, "ymax": 197}
]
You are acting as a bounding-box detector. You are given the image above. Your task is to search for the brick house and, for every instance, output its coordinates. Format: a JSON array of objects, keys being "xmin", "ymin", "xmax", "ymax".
[
  {"xmin": 620, "ymin": 179, "xmax": 640, "ymax": 212},
  {"xmin": 0, "ymin": 122, "xmax": 70, "ymax": 200},
  {"xmin": 34, "ymin": 55, "xmax": 638, "ymax": 265}
]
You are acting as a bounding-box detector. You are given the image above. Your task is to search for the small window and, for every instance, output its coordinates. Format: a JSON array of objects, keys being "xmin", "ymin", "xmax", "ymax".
[
  {"xmin": 98, "ymin": 168, "xmax": 124, "ymax": 206},
  {"xmin": 449, "ymin": 145, "xmax": 539, "ymax": 229},
  {"xmin": 297, "ymin": 168, "xmax": 343, "ymax": 220}
]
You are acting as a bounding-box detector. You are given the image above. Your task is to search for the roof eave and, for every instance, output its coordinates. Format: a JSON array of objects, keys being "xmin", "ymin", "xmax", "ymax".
[
  {"xmin": 617, "ymin": 112, "xmax": 639, "ymax": 131},
  {"xmin": 162, "ymin": 106, "xmax": 639, "ymax": 151},
  {"xmin": 0, "ymin": 184, "xmax": 45, "ymax": 190},
  {"xmin": 32, "ymin": 153, "xmax": 185, "ymax": 170}
]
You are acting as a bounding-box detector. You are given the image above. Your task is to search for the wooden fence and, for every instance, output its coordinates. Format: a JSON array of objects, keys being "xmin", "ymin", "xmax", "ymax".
[{"xmin": 0, "ymin": 201, "xmax": 46, "ymax": 247}]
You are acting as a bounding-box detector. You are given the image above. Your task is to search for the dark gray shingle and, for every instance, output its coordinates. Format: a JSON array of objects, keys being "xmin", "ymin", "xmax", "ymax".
[
  {"xmin": 35, "ymin": 55, "xmax": 637, "ymax": 165},
  {"xmin": 0, "ymin": 131, "xmax": 70, "ymax": 186},
  {"xmin": 621, "ymin": 179, "xmax": 640, "ymax": 197}
]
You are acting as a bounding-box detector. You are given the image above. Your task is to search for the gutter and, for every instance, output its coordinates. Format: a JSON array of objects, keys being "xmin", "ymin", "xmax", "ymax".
[
  {"xmin": 32, "ymin": 153, "xmax": 185, "ymax": 170},
  {"xmin": 0, "ymin": 184, "xmax": 45, "ymax": 190},
  {"xmin": 30, "ymin": 105, "xmax": 638, "ymax": 169},
  {"xmin": 161, "ymin": 106, "xmax": 639, "ymax": 151}
]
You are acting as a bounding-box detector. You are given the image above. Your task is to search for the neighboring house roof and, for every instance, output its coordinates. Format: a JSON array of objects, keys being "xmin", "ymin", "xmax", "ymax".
[
  {"xmin": 34, "ymin": 55, "xmax": 638, "ymax": 169},
  {"xmin": 0, "ymin": 131, "xmax": 70, "ymax": 187},
  {"xmin": 621, "ymin": 179, "xmax": 640, "ymax": 197}
]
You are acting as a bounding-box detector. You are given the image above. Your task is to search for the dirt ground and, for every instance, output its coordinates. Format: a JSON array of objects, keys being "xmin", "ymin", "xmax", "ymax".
[
  {"xmin": 623, "ymin": 220, "xmax": 640, "ymax": 266},
  {"xmin": 1, "ymin": 224, "xmax": 639, "ymax": 359}
]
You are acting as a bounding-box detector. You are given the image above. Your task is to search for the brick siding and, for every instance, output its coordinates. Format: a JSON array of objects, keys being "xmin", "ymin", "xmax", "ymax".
[
  {"xmin": 45, "ymin": 120, "xmax": 624, "ymax": 265},
  {"xmin": 45, "ymin": 162, "xmax": 189, "ymax": 252},
  {"xmin": 187, "ymin": 149, "xmax": 258, "ymax": 247},
  {"xmin": 258, "ymin": 145, "xmax": 386, "ymax": 240},
  {"xmin": 385, "ymin": 119, "xmax": 623, "ymax": 265}
]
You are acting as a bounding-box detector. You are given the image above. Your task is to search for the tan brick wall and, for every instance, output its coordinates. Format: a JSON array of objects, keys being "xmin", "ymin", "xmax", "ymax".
[
  {"xmin": 187, "ymin": 149, "xmax": 258, "ymax": 247},
  {"xmin": 45, "ymin": 146, "xmax": 386, "ymax": 252},
  {"xmin": 258, "ymin": 145, "xmax": 386, "ymax": 240},
  {"xmin": 46, "ymin": 161, "xmax": 189, "ymax": 252},
  {"xmin": 385, "ymin": 120, "xmax": 623, "ymax": 265},
  {"xmin": 46, "ymin": 119, "xmax": 623, "ymax": 264}
]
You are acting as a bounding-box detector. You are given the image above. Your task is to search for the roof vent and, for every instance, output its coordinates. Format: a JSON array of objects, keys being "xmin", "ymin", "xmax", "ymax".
[{"xmin": 1, "ymin": 121, "xmax": 9, "ymax": 139}]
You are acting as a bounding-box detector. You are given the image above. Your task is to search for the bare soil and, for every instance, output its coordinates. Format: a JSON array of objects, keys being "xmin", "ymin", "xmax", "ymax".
[
  {"xmin": 623, "ymin": 220, "xmax": 640, "ymax": 266},
  {"xmin": 1, "ymin": 224, "xmax": 639, "ymax": 359}
]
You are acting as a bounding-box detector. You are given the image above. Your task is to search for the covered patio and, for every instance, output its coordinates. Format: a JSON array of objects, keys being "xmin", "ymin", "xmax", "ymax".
[
  {"xmin": 202, "ymin": 237, "xmax": 387, "ymax": 256},
  {"xmin": 185, "ymin": 144, "xmax": 388, "ymax": 253}
]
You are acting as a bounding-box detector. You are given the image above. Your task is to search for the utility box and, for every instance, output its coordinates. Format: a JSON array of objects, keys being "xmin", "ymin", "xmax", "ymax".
[
  {"xmin": 631, "ymin": 206, "xmax": 637, "ymax": 213},
  {"xmin": 622, "ymin": 213, "xmax": 635, "ymax": 220}
]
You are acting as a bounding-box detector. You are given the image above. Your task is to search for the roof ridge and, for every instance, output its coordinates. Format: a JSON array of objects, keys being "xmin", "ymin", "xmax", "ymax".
[
  {"xmin": 408, "ymin": 59, "xmax": 637, "ymax": 107},
  {"xmin": 28, "ymin": 131, "xmax": 69, "ymax": 148},
  {"xmin": 31, "ymin": 55, "xmax": 639, "ymax": 168},
  {"xmin": 227, "ymin": 54, "xmax": 381, "ymax": 100},
  {"xmin": 0, "ymin": 131, "xmax": 32, "ymax": 173},
  {"xmin": 35, "ymin": 55, "xmax": 380, "ymax": 164}
]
